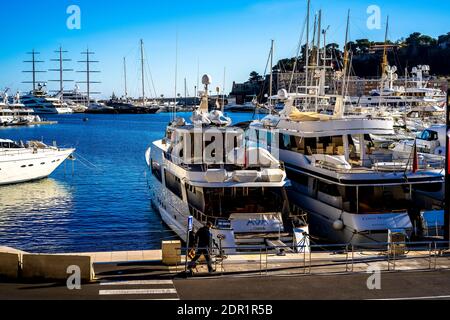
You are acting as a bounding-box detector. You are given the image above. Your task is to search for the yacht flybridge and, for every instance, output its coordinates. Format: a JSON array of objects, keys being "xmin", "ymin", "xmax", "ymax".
[
  {"xmin": 0, "ymin": 139, "xmax": 75, "ymax": 185},
  {"xmin": 250, "ymin": 94, "xmax": 445, "ymax": 245},
  {"xmin": 146, "ymin": 75, "xmax": 308, "ymax": 252}
]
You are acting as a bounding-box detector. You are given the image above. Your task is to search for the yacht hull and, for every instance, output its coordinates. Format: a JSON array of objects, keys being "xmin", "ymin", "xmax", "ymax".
[{"xmin": 0, "ymin": 148, "xmax": 75, "ymax": 185}]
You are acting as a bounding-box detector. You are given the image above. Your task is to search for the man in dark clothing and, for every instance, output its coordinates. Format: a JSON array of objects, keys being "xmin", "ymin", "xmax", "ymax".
[{"xmin": 189, "ymin": 222, "xmax": 215, "ymax": 273}]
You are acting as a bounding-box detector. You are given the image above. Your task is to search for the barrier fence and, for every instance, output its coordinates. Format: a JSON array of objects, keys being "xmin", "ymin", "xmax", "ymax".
[{"xmin": 174, "ymin": 241, "xmax": 450, "ymax": 276}]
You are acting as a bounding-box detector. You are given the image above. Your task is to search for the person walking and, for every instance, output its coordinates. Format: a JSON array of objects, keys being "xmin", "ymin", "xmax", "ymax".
[{"xmin": 189, "ymin": 221, "xmax": 215, "ymax": 273}]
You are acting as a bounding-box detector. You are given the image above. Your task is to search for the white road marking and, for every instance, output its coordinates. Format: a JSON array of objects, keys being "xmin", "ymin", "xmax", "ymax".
[
  {"xmin": 100, "ymin": 280, "xmax": 173, "ymax": 286},
  {"xmin": 99, "ymin": 289, "xmax": 177, "ymax": 295},
  {"xmin": 371, "ymin": 295, "xmax": 450, "ymax": 300}
]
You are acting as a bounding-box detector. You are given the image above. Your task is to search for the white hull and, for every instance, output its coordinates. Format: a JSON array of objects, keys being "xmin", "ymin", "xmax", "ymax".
[
  {"xmin": 0, "ymin": 148, "xmax": 74, "ymax": 185},
  {"xmin": 31, "ymin": 107, "xmax": 73, "ymax": 114},
  {"xmin": 287, "ymin": 188, "xmax": 413, "ymax": 246}
]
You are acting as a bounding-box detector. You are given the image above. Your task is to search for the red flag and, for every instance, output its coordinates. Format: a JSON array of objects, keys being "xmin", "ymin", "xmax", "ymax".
[{"xmin": 412, "ymin": 140, "xmax": 419, "ymax": 173}]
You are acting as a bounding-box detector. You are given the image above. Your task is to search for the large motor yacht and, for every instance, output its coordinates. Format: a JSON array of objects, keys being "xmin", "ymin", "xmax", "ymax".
[
  {"xmin": 21, "ymin": 83, "xmax": 73, "ymax": 114},
  {"xmin": 0, "ymin": 139, "xmax": 75, "ymax": 185},
  {"xmin": 145, "ymin": 75, "xmax": 308, "ymax": 252},
  {"xmin": 250, "ymin": 92, "xmax": 445, "ymax": 245}
]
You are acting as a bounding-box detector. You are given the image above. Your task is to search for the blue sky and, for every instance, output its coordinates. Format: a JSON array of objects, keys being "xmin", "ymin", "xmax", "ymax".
[{"xmin": 0, "ymin": 0, "xmax": 449, "ymax": 98}]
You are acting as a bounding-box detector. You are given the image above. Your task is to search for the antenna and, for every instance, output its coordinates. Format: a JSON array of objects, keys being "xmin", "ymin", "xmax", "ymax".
[
  {"xmin": 77, "ymin": 48, "xmax": 101, "ymax": 105},
  {"xmin": 48, "ymin": 46, "xmax": 74, "ymax": 94},
  {"xmin": 22, "ymin": 49, "xmax": 46, "ymax": 91}
]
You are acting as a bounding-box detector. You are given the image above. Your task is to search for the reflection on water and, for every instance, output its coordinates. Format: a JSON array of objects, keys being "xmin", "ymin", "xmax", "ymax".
[
  {"xmin": 0, "ymin": 178, "xmax": 73, "ymax": 214},
  {"xmin": 0, "ymin": 179, "xmax": 74, "ymax": 253}
]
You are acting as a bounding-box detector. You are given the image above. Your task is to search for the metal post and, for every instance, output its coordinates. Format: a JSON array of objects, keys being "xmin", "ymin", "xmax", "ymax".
[
  {"xmin": 351, "ymin": 245, "xmax": 354, "ymax": 272},
  {"xmin": 445, "ymin": 89, "xmax": 450, "ymax": 243},
  {"xmin": 265, "ymin": 247, "xmax": 268, "ymax": 276},
  {"xmin": 303, "ymin": 244, "xmax": 306, "ymax": 274},
  {"xmin": 429, "ymin": 242, "xmax": 432, "ymax": 269},
  {"xmin": 345, "ymin": 244, "xmax": 349, "ymax": 272},
  {"xmin": 259, "ymin": 248, "xmax": 262, "ymax": 275}
]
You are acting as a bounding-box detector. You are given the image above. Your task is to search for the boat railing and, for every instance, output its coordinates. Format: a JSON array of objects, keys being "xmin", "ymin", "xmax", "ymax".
[
  {"xmin": 175, "ymin": 240, "xmax": 450, "ymax": 276},
  {"xmin": 164, "ymin": 151, "xmax": 285, "ymax": 172},
  {"xmin": 313, "ymin": 155, "xmax": 445, "ymax": 174}
]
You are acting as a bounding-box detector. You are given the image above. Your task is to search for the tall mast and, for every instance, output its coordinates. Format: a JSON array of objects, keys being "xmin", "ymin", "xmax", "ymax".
[
  {"xmin": 222, "ymin": 67, "xmax": 226, "ymax": 110},
  {"xmin": 381, "ymin": 15, "xmax": 390, "ymax": 76},
  {"xmin": 305, "ymin": 0, "xmax": 311, "ymax": 98},
  {"xmin": 22, "ymin": 49, "xmax": 46, "ymax": 92},
  {"xmin": 140, "ymin": 39, "xmax": 145, "ymax": 106},
  {"xmin": 123, "ymin": 57, "xmax": 128, "ymax": 98},
  {"xmin": 342, "ymin": 9, "xmax": 350, "ymax": 96},
  {"xmin": 269, "ymin": 39, "xmax": 274, "ymax": 106},
  {"xmin": 77, "ymin": 48, "xmax": 100, "ymax": 106},
  {"xmin": 184, "ymin": 77, "xmax": 187, "ymax": 107},
  {"xmin": 49, "ymin": 46, "xmax": 73, "ymax": 96},
  {"xmin": 316, "ymin": 10, "xmax": 322, "ymax": 67}
]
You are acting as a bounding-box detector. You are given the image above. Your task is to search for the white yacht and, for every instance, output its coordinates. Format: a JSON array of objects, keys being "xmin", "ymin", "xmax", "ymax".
[
  {"xmin": 347, "ymin": 65, "xmax": 446, "ymax": 115},
  {"xmin": 21, "ymin": 84, "xmax": 73, "ymax": 114},
  {"xmin": 0, "ymin": 139, "xmax": 75, "ymax": 185},
  {"xmin": 1, "ymin": 90, "xmax": 40, "ymax": 125},
  {"xmin": 145, "ymin": 75, "xmax": 308, "ymax": 252},
  {"xmin": 250, "ymin": 93, "xmax": 445, "ymax": 245}
]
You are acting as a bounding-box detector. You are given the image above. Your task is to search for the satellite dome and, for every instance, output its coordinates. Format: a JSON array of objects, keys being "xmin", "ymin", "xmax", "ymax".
[{"xmin": 202, "ymin": 74, "xmax": 212, "ymax": 85}]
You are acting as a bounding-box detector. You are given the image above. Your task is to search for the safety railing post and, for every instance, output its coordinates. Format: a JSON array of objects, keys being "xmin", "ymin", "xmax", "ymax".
[
  {"xmin": 303, "ymin": 244, "xmax": 306, "ymax": 274},
  {"xmin": 345, "ymin": 244, "xmax": 349, "ymax": 272},
  {"xmin": 351, "ymin": 245, "xmax": 354, "ymax": 272},
  {"xmin": 259, "ymin": 248, "xmax": 262, "ymax": 276},
  {"xmin": 434, "ymin": 242, "xmax": 438, "ymax": 270},
  {"xmin": 387, "ymin": 243, "xmax": 391, "ymax": 271},
  {"xmin": 265, "ymin": 247, "xmax": 268, "ymax": 276},
  {"xmin": 429, "ymin": 242, "xmax": 432, "ymax": 269},
  {"xmin": 393, "ymin": 243, "xmax": 396, "ymax": 271},
  {"xmin": 309, "ymin": 246, "xmax": 312, "ymax": 274}
]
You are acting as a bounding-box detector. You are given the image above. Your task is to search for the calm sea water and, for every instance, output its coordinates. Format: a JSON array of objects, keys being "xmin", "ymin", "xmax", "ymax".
[{"xmin": 0, "ymin": 112, "xmax": 253, "ymax": 253}]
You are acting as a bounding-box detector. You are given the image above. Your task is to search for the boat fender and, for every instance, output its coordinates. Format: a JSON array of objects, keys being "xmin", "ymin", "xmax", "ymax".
[{"xmin": 332, "ymin": 219, "xmax": 344, "ymax": 231}]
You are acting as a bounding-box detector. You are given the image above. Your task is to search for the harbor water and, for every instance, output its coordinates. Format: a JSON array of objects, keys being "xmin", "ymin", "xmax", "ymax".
[{"xmin": 0, "ymin": 112, "xmax": 253, "ymax": 253}]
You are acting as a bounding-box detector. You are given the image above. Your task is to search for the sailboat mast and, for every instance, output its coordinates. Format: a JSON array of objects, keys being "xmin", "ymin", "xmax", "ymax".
[
  {"xmin": 269, "ymin": 39, "xmax": 274, "ymax": 106},
  {"xmin": 316, "ymin": 10, "xmax": 322, "ymax": 67},
  {"xmin": 381, "ymin": 16, "xmax": 390, "ymax": 75},
  {"xmin": 123, "ymin": 57, "xmax": 128, "ymax": 98},
  {"xmin": 140, "ymin": 39, "xmax": 145, "ymax": 106},
  {"xmin": 342, "ymin": 9, "xmax": 350, "ymax": 96},
  {"xmin": 32, "ymin": 50, "xmax": 36, "ymax": 91},
  {"xmin": 305, "ymin": 0, "xmax": 310, "ymax": 98}
]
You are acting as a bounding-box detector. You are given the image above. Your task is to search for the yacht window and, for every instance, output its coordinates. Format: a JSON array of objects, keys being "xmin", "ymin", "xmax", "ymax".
[
  {"xmin": 317, "ymin": 181, "xmax": 341, "ymax": 197},
  {"xmin": 358, "ymin": 185, "xmax": 410, "ymax": 214},
  {"xmin": 151, "ymin": 159, "xmax": 162, "ymax": 182},
  {"xmin": 164, "ymin": 170, "xmax": 183, "ymax": 199},
  {"xmin": 203, "ymin": 187, "xmax": 283, "ymax": 218}
]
